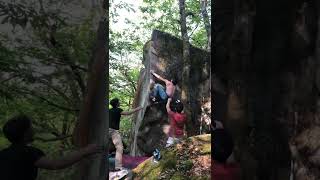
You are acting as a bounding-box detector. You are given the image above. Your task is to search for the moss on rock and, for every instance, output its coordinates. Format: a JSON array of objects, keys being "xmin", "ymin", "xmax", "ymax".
[{"xmin": 133, "ymin": 134, "xmax": 211, "ymax": 179}]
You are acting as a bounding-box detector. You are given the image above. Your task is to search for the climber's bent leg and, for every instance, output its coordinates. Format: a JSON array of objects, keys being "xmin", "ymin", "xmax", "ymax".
[
  {"xmin": 154, "ymin": 83, "xmax": 167, "ymax": 100},
  {"xmin": 152, "ymin": 83, "xmax": 162, "ymax": 97},
  {"xmin": 109, "ymin": 128, "xmax": 123, "ymax": 169}
]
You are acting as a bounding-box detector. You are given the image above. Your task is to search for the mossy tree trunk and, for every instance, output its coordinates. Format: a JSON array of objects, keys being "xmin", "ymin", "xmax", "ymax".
[{"xmin": 72, "ymin": 1, "xmax": 108, "ymax": 179}]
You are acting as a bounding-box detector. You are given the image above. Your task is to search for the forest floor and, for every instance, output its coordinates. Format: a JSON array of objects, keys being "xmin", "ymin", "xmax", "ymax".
[{"xmin": 132, "ymin": 134, "xmax": 211, "ymax": 180}]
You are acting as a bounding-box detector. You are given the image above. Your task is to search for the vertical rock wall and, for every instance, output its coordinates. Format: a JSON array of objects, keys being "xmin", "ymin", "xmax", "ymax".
[{"xmin": 130, "ymin": 30, "xmax": 211, "ymax": 156}]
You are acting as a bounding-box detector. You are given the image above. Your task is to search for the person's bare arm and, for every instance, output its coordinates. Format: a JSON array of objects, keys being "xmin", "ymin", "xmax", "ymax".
[
  {"xmin": 121, "ymin": 106, "xmax": 143, "ymax": 116},
  {"xmin": 167, "ymin": 98, "xmax": 175, "ymax": 138},
  {"xmin": 151, "ymin": 71, "xmax": 169, "ymax": 83},
  {"xmin": 172, "ymin": 125, "xmax": 176, "ymax": 139},
  {"xmin": 166, "ymin": 98, "xmax": 172, "ymax": 113},
  {"xmin": 35, "ymin": 144, "xmax": 101, "ymax": 170}
]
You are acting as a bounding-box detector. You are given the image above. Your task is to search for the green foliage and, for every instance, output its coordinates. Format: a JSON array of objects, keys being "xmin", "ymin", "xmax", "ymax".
[
  {"xmin": 0, "ymin": 2, "xmax": 65, "ymax": 30},
  {"xmin": 109, "ymin": 1, "xmax": 142, "ymax": 145},
  {"xmin": 109, "ymin": 0, "xmax": 211, "ymax": 152},
  {"xmin": 0, "ymin": 136, "xmax": 9, "ymax": 149},
  {"xmin": 119, "ymin": 116, "xmax": 134, "ymax": 146},
  {"xmin": 139, "ymin": 0, "xmax": 211, "ymax": 49},
  {"xmin": 139, "ymin": 0, "xmax": 181, "ymax": 37},
  {"xmin": 0, "ymin": 1, "xmax": 99, "ymax": 180}
]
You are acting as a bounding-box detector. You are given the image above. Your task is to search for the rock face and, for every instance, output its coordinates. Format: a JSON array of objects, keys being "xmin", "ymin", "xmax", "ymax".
[{"xmin": 130, "ymin": 30, "xmax": 211, "ymax": 156}]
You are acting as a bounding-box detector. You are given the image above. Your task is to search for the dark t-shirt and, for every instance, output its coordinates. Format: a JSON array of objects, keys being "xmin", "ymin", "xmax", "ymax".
[
  {"xmin": 109, "ymin": 107, "xmax": 123, "ymax": 130},
  {"xmin": 0, "ymin": 144, "xmax": 45, "ymax": 180}
]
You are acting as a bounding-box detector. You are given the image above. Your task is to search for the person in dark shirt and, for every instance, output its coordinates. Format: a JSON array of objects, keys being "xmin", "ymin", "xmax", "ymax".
[
  {"xmin": 109, "ymin": 98, "xmax": 142, "ymax": 171},
  {"xmin": 0, "ymin": 115, "xmax": 102, "ymax": 180}
]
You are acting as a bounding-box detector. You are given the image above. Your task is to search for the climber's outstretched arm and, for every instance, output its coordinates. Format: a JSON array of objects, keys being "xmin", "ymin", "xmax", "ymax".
[
  {"xmin": 151, "ymin": 71, "xmax": 169, "ymax": 83},
  {"xmin": 35, "ymin": 144, "xmax": 102, "ymax": 170},
  {"xmin": 166, "ymin": 98, "xmax": 172, "ymax": 113},
  {"xmin": 121, "ymin": 106, "xmax": 143, "ymax": 116}
]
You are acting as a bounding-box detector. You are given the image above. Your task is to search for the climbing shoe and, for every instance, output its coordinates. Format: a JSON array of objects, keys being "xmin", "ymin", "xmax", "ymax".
[{"xmin": 153, "ymin": 149, "xmax": 161, "ymax": 162}]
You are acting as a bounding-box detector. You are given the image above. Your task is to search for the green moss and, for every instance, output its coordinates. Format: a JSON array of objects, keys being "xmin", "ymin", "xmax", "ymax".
[
  {"xmin": 163, "ymin": 150, "xmax": 177, "ymax": 169},
  {"xmin": 185, "ymin": 137, "xmax": 192, "ymax": 143},
  {"xmin": 171, "ymin": 172, "xmax": 186, "ymax": 180},
  {"xmin": 133, "ymin": 134, "xmax": 211, "ymax": 179},
  {"xmin": 0, "ymin": 136, "xmax": 9, "ymax": 149},
  {"xmin": 133, "ymin": 148, "xmax": 178, "ymax": 179},
  {"xmin": 190, "ymin": 134, "xmax": 211, "ymax": 154},
  {"xmin": 200, "ymin": 143, "xmax": 211, "ymax": 155},
  {"xmin": 165, "ymin": 158, "xmax": 177, "ymax": 169},
  {"xmin": 183, "ymin": 160, "xmax": 193, "ymax": 171}
]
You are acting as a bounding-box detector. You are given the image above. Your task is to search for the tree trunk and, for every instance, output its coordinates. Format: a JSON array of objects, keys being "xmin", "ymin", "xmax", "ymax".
[
  {"xmin": 200, "ymin": 0, "xmax": 211, "ymax": 51},
  {"xmin": 72, "ymin": 1, "xmax": 108, "ymax": 180},
  {"xmin": 214, "ymin": 0, "xmax": 320, "ymax": 179},
  {"xmin": 178, "ymin": 0, "xmax": 194, "ymax": 135}
]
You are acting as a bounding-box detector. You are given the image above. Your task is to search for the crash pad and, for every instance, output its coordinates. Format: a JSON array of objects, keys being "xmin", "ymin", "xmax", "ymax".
[{"xmin": 108, "ymin": 154, "xmax": 150, "ymax": 169}]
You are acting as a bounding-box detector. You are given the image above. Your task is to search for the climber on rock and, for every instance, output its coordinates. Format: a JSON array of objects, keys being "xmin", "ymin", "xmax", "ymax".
[
  {"xmin": 109, "ymin": 98, "xmax": 143, "ymax": 171},
  {"xmin": 0, "ymin": 115, "xmax": 103, "ymax": 180},
  {"xmin": 165, "ymin": 98, "xmax": 186, "ymax": 147},
  {"xmin": 150, "ymin": 70, "xmax": 177, "ymax": 103}
]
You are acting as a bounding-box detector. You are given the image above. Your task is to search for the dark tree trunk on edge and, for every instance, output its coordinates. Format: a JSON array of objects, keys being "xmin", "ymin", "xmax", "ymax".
[{"xmin": 214, "ymin": 0, "xmax": 320, "ymax": 179}]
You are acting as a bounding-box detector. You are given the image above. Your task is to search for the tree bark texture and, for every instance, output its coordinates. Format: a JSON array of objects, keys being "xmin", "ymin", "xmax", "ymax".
[
  {"xmin": 200, "ymin": 0, "xmax": 211, "ymax": 51},
  {"xmin": 214, "ymin": 0, "xmax": 320, "ymax": 179},
  {"xmin": 179, "ymin": 0, "xmax": 195, "ymax": 135},
  {"xmin": 72, "ymin": 1, "xmax": 108, "ymax": 180}
]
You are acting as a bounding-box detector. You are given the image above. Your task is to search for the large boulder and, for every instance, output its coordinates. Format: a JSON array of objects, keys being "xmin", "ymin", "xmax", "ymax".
[
  {"xmin": 132, "ymin": 134, "xmax": 211, "ymax": 179},
  {"xmin": 130, "ymin": 30, "xmax": 211, "ymax": 156}
]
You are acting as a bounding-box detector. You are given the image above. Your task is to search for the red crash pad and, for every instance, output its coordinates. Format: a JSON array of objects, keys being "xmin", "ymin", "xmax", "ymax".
[{"xmin": 122, "ymin": 155, "xmax": 150, "ymax": 169}]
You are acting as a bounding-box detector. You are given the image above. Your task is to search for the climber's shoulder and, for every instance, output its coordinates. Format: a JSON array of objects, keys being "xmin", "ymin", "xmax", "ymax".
[
  {"xmin": 164, "ymin": 79, "xmax": 173, "ymax": 86},
  {"xmin": 110, "ymin": 107, "xmax": 123, "ymax": 114}
]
